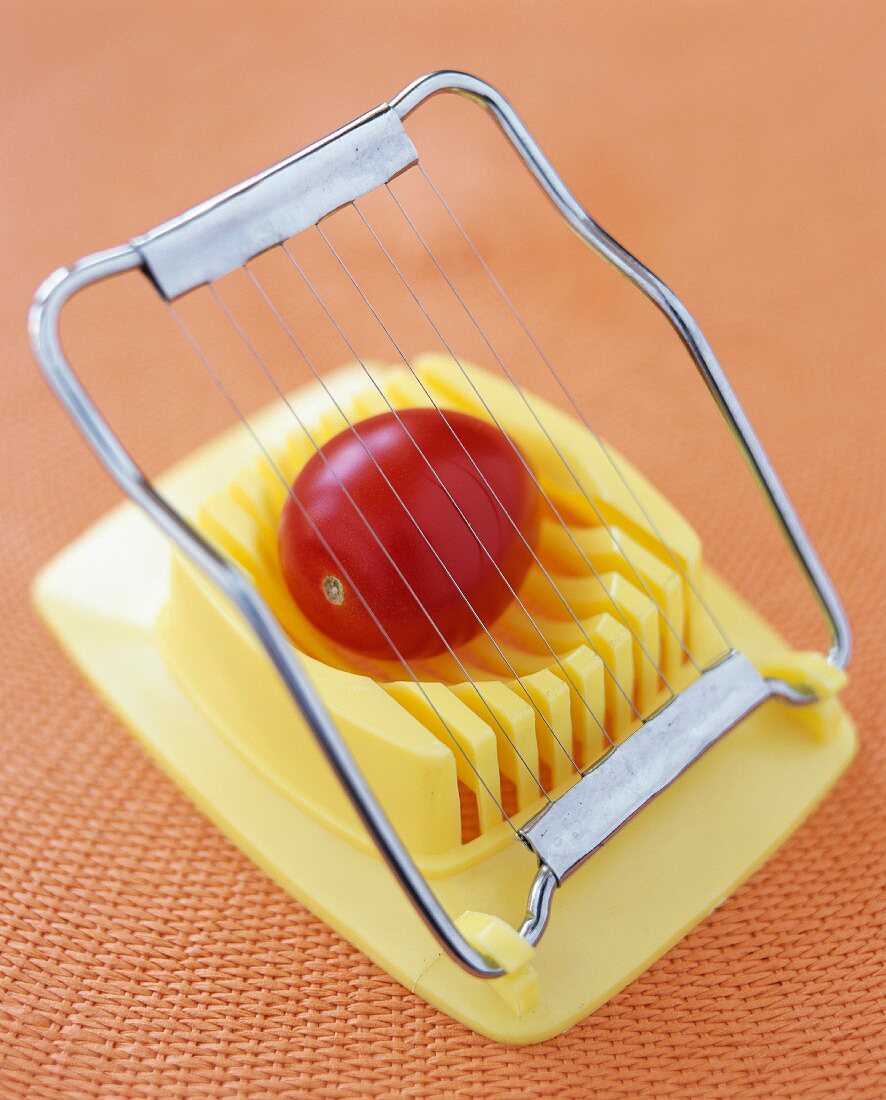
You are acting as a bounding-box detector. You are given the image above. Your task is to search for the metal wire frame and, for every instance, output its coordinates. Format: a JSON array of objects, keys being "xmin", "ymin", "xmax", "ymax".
[{"xmin": 29, "ymin": 70, "xmax": 851, "ymax": 978}]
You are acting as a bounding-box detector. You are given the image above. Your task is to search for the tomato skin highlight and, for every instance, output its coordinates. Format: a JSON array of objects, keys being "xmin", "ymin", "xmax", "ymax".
[{"xmin": 278, "ymin": 407, "xmax": 540, "ymax": 660}]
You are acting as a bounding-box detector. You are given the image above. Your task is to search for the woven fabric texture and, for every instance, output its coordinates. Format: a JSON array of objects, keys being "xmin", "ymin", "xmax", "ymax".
[{"xmin": 1, "ymin": 2, "xmax": 884, "ymax": 1095}]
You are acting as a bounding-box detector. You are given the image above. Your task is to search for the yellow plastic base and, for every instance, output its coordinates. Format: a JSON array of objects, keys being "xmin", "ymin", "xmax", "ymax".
[{"xmin": 32, "ymin": 397, "xmax": 856, "ymax": 1045}]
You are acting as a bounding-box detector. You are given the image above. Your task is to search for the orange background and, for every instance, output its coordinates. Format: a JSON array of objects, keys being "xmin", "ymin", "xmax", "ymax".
[{"xmin": 2, "ymin": 2, "xmax": 884, "ymax": 1095}]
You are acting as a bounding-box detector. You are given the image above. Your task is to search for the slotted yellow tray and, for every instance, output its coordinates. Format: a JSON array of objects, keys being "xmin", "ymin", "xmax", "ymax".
[{"xmin": 33, "ymin": 363, "xmax": 855, "ymax": 1043}]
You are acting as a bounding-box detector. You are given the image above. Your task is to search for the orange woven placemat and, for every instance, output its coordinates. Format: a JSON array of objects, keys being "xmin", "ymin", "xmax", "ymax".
[{"xmin": 2, "ymin": 2, "xmax": 884, "ymax": 1095}]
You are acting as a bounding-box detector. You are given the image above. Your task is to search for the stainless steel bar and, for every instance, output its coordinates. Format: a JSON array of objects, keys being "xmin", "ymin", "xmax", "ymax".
[
  {"xmin": 520, "ymin": 651, "xmax": 772, "ymax": 882},
  {"xmin": 133, "ymin": 106, "xmax": 417, "ymax": 300}
]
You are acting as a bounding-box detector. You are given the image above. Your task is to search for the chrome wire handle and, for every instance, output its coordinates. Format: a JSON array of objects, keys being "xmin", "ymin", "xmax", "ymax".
[{"xmin": 30, "ymin": 71, "xmax": 850, "ymax": 976}]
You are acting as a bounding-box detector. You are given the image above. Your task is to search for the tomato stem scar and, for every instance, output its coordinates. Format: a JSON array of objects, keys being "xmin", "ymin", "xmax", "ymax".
[{"xmin": 322, "ymin": 575, "xmax": 345, "ymax": 606}]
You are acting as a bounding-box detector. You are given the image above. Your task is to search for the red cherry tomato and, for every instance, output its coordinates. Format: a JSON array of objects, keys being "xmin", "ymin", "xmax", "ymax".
[{"xmin": 279, "ymin": 407, "xmax": 539, "ymax": 660}]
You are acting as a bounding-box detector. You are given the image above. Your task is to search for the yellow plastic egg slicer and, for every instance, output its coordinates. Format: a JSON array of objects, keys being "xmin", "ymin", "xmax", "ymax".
[{"xmin": 30, "ymin": 72, "xmax": 854, "ymax": 1044}]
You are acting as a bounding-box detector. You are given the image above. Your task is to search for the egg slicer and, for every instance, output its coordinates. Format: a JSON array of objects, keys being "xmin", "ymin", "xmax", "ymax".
[{"xmin": 30, "ymin": 71, "xmax": 855, "ymax": 1044}]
